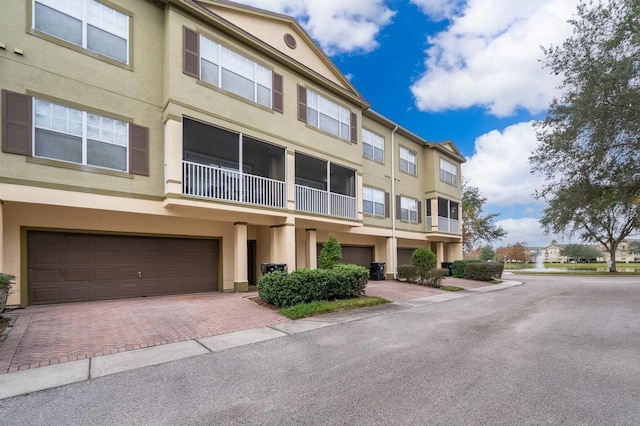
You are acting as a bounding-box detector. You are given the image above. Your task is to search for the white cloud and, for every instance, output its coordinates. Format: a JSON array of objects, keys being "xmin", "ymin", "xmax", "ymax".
[
  {"xmin": 463, "ymin": 121, "xmax": 545, "ymax": 205},
  {"xmin": 410, "ymin": 0, "xmax": 461, "ymax": 20},
  {"xmin": 496, "ymin": 218, "xmax": 547, "ymax": 247},
  {"xmin": 232, "ymin": 0, "xmax": 395, "ymax": 55},
  {"xmin": 411, "ymin": 0, "xmax": 578, "ymax": 116}
]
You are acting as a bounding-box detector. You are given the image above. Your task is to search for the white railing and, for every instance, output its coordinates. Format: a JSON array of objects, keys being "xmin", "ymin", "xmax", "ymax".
[
  {"xmin": 295, "ymin": 185, "xmax": 357, "ymax": 219},
  {"xmin": 183, "ymin": 161, "xmax": 286, "ymax": 208},
  {"xmin": 438, "ymin": 217, "xmax": 460, "ymax": 234},
  {"xmin": 295, "ymin": 185, "xmax": 328, "ymax": 215},
  {"xmin": 426, "ymin": 216, "xmax": 432, "ymax": 231},
  {"xmin": 330, "ymin": 192, "xmax": 357, "ymax": 219}
]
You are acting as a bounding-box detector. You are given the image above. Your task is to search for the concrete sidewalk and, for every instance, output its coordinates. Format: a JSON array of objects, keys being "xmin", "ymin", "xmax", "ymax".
[{"xmin": 0, "ymin": 279, "xmax": 522, "ymax": 400}]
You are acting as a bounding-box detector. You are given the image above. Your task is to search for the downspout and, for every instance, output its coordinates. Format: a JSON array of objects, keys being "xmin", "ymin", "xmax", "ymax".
[{"xmin": 391, "ymin": 126, "xmax": 398, "ymax": 279}]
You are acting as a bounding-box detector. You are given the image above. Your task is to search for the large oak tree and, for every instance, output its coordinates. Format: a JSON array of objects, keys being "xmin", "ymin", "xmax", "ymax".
[{"xmin": 530, "ymin": 0, "xmax": 640, "ymax": 271}]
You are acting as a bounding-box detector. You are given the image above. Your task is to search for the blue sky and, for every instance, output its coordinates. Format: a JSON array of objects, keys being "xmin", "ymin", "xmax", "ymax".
[{"xmin": 234, "ymin": 0, "xmax": 583, "ymax": 248}]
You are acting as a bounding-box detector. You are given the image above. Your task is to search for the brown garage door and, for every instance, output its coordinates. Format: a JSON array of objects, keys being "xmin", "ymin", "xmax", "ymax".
[
  {"xmin": 317, "ymin": 244, "xmax": 373, "ymax": 268},
  {"xmin": 398, "ymin": 248, "xmax": 416, "ymax": 266},
  {"xmin": 28, "ymin": 231, "xmax": 218, "ymax": 305}
]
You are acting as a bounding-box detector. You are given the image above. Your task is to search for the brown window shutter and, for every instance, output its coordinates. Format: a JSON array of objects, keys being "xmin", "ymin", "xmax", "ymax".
[
  {"xmin": 417, "ymin": 200, "xmax": 422, "ymax": 223},
  {"xmin": 297, "ymin": 85, "xmax": 307, "ymax": 122},
  {"xmin": 2, "ymin": 90, "xmax": 32, "ymax": 156},
  {"xmin": 396, "ymin": 195, "xmax": 401, "ymax": 220},
  {"xmin": 272, "ymin": 73, "xmax": 283, "ymax": 113},
  {"xmin": 183, "ymin": 26, "xmax": 199, "ymax": 78},
  {"xmin": 350, "ymin": 112, "xmax": 357, "ymax": 143},
  {"xmin": 129, "ymin": 124, "xmax": 149, "ymax": 176},
  {"xmin": 385, "ymin": 192, "xmax": 390, "ymax": 218}
]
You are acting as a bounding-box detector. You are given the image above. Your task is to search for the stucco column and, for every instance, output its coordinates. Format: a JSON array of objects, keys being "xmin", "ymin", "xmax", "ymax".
[
  {"xmin": 164, "ymin": 119, "xmax": 183, "ymax": 196},
  {"xmin": 305, "ymin": 228, "xmax": 317, "ymax": 269},
  {"xmin": 270, "ymin": 218, "xmax": 296, "ymax": 271},
  {"xmin": 449, "ymin": 242, "xmax": 463, "ymax": 261},
  {"xmin": 436, "ymin": 242, "xmax": 444, "ymax": 266},
  {"xmin": 385, "ymin": 236, "xmax": 396, "ymax": 279},
  {"xmin": 234, "ymin": 222, "xmax": 248, "ymax": 292},
  {"xmin": 286, "ymin": 151, "xmax": 296, "ymax": 210}
]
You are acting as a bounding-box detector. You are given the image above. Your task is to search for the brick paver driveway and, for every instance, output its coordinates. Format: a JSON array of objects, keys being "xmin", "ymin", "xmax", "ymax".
[
  {"xmin": 0, "ymin": 277, "xmax": 486, "ymax": 374},
  {"xmin": 0, "ymin": 291, "xmax": 288, "ymax": 374}
]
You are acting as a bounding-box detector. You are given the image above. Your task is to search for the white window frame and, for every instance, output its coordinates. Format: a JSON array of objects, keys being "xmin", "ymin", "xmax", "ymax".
[
  {"xmin": 400, "ymin": 196, "xmax": 418, "ymax": 223},
  {"xmin": 33, "ymin": 0, "xmax": 130, "ymax": 64},
  {"xmin": 440, "ymin": 158, "xmax": 458, "ymax": 186},
  {"xmin": 33, "ymin": 98, "xmax": 129, "ymax": 172},
  {"xmin": 400, "ymin": 146, "xmax": 417, "ymax": 175},
  {"xmin": 306, "ymin": 89, "xmax": 351, "ymax": 140},
  {"xmin": 363, "ymin": 186, "xmax": 385, "ymax": 217},
  {"xmin": 362, "ymin": 128, "xmax": 384, "ymax": 162},
  {"xmin": 199, "ymin": 34, "xmax": 272, "ymax": 108}
]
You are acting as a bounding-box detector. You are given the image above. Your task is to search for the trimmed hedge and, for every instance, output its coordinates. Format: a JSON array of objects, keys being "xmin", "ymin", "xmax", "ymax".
[
  {"xmin": 416, "ymin": 268, "xmax": 447, "ymax": 288},
  {"xmin": 257, "ymin": 264, "xmax": 370, "ymax": 308},
  {"xmin": 452, "ymin": 260, "xmax": 481, "ymax": 278},
  {"xmin": 464, "ymin": 262, "xmax": 504, "ymax": 281},
  {"xmin": 396, "ymin": 264, "xmax": 415, "ymax": 281}
]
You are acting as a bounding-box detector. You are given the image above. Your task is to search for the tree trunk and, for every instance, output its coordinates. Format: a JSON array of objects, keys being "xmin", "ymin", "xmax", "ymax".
[{"xmin": 608, "ymin": 245, "xmax": 618, "ymax": 272}]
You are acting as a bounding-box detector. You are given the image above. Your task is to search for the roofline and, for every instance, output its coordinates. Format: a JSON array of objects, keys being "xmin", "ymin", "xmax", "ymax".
[
  {"xmin": 170, "ymin": 0, "xmax": 369, "ymax": 108},
  {"xmin": 363, "ymin": 109, "xmax": 466, "ymax": 162}
]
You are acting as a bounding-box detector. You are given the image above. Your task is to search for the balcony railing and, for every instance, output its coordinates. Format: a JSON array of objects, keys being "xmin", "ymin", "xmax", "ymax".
[
  {"xmin": 295, "ymin": 185, "xmax": 357, "ymax": 219},
  {"xmin": 437, "ymin": 217, "xmax": 460, "ymax": 234},
  {"xmin": 183, "ymin": 161, "xmax": 286, "ymax": 208}
]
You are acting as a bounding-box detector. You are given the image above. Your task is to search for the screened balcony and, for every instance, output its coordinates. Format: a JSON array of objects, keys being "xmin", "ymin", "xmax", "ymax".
[
  {"xmin": 182, "ymin": 118, "xmax": 286, "ymax": 208},
  {"xmin": 295, "ymin": 153, "xmax": 357, "ymax": 219},
  {"xmin": 427, "ymin": 197, "xmax": 460, "ymax": 234}
]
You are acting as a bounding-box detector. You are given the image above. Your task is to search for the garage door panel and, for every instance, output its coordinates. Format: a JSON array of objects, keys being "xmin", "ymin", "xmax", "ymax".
[
  {"xmin": 30, "ymin": 269, "xmax": 60, "ymax": 284},
  {"xmin": 62, "ymin": 251, "xmax": 89, "ymax": 265},
  {"xmin": 30, "ymin": 287, "xmax": 61, "ymax": 304},
  {"xmin": 398, "ymin": 249, "xmax": 415, "ymax": 266},
  {"xmin": 28, "ymin": 231, "xmax": 219, "ymax": 305},
  {"xmin": 116, "ymin": 282, "xmax": 142, "ymax": 297},
  {"xmin": 62, "ymin": 285, "xmax": 90, "ymax": 302},
  {"xmin": 65, "ymin": 234, "xmax": 89, "ymax": 249},
  {"xmin": 31, "ymin": 250, "xmax": 60, "ymax": 266},
  {"xmin": 62, "ymin": 269, "xmax": 89, "ymax": 282}
]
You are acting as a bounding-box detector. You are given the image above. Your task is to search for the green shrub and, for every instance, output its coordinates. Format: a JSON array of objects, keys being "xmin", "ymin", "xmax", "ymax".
[
  {"xmin": 452, "ymin": 260, "xmax": 481, "ymax": 278},
  {"xmin": 257, "ymin": 264, "xmax": 370, "ymax": 307},
  {"xmin": 319, "ymin": 234, "xmax": 342, "ymax": 269},
  {"xmin": 0, "ymin": 273, "xmax": 15, "ymax": 291},
  {"xmin": 332, "ymin": 264, "xmax": 369, "ymax": 296},
  {"xmin": 411, "ymin": 248, "xmax": 437, "ymax": 284},
  {"xmin": 396, "ymin": 264, "xmax": 415, "ymax": 281},
  {"xmin": 464, "ymin": 262, "xmax": 504, "ymax": 281},
  {"xmin": 419, "ymin": 268, "xmax": 447, "ymax": 288}
]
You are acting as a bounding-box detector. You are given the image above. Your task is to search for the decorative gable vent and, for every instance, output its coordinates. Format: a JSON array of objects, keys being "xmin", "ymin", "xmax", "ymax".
[{"xmin": 284, "ymin": 33, "xmax": 297, "ymax": 49}]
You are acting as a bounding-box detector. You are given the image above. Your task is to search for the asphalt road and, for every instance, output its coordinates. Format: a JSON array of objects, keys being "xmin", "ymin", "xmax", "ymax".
[{"xmin": 1, "ymin": 274, "xmax": 639, "ymax": 425}]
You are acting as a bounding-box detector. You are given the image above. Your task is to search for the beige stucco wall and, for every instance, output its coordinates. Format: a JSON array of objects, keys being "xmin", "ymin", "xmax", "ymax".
[
  {"xmin": 202, "ymin": 4, "xmax": 348, "ymax": 90},
  {"xmin": 0, "ymin": 0, "xmax": 166, "ymax": 197}
]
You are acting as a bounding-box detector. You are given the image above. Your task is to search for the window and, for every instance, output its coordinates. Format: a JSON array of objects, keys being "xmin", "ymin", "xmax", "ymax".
[
  {"xmin": 426, "ymin": 198, "xmax": 432, "ymax": 230},
  {"xmin": 34, "ymin": 98, "xmax": 128, "ymax": 171},
  {"xmin": 199, "ymin": 35, "xmax": 272, "ymax": 107},
  {"xmin": 440, "ymin": 159, "xmax": 458, "ymax": 185},
  {"xmin": 362, "ymin": 129, "xmax": 384, "ymax": 162},
  {"xmin": 363, "ymin": 187, "xmax": 385, "ymax": 217},
  {"xmin": 400, "ymin": 146, "xmax": 417, "ymax": 175},
  {"xmin": 33, "ymin": 0, "xmax": 129, "ymax": 64},
  {"xmin": 306, "ymin": 89, "xmax": 351, "ymax": 140},
  {"xmin": 400, "ymin": 196, "xmax": 418, "ymax": 223}
]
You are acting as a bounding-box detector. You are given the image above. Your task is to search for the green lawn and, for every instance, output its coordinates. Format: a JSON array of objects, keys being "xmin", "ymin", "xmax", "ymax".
[{"xmin": 278, "ymin": 297, "xmax": 390, "ymax": 320}]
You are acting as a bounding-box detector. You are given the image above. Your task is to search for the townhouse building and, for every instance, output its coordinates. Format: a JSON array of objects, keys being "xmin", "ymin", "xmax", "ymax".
[{"xmin": 0, "ymin": 0, "xmax": 464, "ymax": 307}]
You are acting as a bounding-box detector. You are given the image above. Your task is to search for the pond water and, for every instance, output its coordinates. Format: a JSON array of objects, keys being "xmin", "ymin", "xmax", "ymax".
[{"xmin": 518, "ymin": 266, "xmax": 640, "ymax": 273}]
